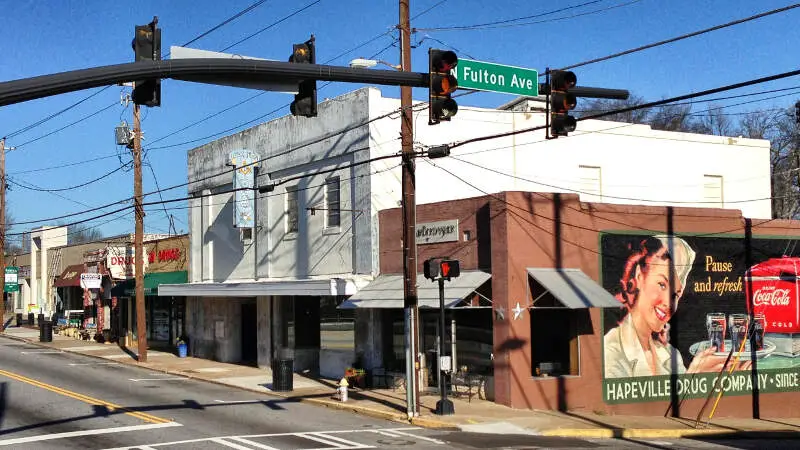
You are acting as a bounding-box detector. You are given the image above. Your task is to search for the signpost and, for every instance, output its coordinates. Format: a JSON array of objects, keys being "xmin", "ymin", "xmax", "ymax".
[
  {"xmin": 4, "ymin": 266, "xmax": 18, "ymax": 293},
  {"xmin": 454, "ymin": 59, "xmax": 539, "ymax": 97}
]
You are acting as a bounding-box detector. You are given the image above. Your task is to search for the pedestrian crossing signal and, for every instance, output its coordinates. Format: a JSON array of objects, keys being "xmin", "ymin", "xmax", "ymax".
[{"xmin": 423, "ymin": 258, "xmax": 461, "ymax": 280}]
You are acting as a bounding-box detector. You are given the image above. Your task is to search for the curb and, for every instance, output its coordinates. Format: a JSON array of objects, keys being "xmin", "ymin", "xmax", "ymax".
[{"xmin": 539, "ymin": 427, "xmax": 800, "ymax": 439}]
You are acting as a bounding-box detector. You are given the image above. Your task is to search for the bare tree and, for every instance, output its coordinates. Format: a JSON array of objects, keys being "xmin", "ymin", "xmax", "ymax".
[
  {"xmin": 698, "ymin": 103, "xmax": 733, "ymax": 136},
  {"xmin": 576, "ymin": 95, "xmax": 651, "ymax": 124}
]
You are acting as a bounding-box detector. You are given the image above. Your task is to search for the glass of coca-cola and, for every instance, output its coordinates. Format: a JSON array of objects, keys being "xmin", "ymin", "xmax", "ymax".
[
  {"xmin": 752, "ymin": 313, "xmax": 766, "ymax": 351},
  {"xmin": 729, "ymin": 314, "xmax": 750, "ymax": 353},
  {"xmin": 706, "ymin": 313, "xmax": 726, "ymax": 352}
]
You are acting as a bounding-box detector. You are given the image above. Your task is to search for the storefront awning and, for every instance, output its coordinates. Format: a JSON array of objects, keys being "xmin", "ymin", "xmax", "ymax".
[
  {"xmin": 338, "ymin": 270, "xmax": 491, "ymax": 309},
  {"xmin": 112, "ymin": 271, "xmax": 189, "ymax": 296},
  {"xmin": 54, "ymin": 264, "xmax": 85, "ymax": 288},
  {"xmin": 157, "ymin": 277, "xmax": 355, "ymax": 297},
  {"xmin": 526, "ymin": 268, "xmax": 621, "ymax": 309}
]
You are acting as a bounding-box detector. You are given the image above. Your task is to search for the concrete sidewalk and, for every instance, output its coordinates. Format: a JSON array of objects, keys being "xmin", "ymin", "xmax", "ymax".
[{"xmin": 3, "ymin": 319, "xmax": 800, "ymax": 439}]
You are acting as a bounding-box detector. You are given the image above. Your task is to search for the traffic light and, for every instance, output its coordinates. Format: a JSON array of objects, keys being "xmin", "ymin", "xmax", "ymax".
[
  {"xmin": 423, "ymin": 258, "xmax": 461, "ymax": 280},
  {"xmin": 549, "ymin": 70, "xmax": 577, "ymax": 137},
  {"xmin": 428, "ymin": 49, "xmax": 458, "ymax": 125},
  {"xmin": 289, "ymin": 36, "xmax": 317, "ymax": 118},
  {"xmin": 131, "ymin": 17, "xmax": 161, "ymax": 107}
]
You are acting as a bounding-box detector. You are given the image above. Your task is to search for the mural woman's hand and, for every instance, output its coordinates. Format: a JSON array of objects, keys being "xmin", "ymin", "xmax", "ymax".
[{"xmin": 687, "ymin": 347, "xmax": 726, "ymax": 374}]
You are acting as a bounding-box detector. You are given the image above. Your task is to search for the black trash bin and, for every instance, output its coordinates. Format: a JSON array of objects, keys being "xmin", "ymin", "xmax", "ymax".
[
  {"xmin": 40, "ymin": 321, "xmax": 53, "ymax": 343},
  {"xmin": 37, "ymin": 313, "xmax": 44, "ymax": 326},
  {"xmin": 16, "ymin": 313, "xmax": 22, "ymax": 327},
  {"xmin": 27, "ymin": 312, "xmax": 34, "ymax": 326},
  {"xmin": 271, "ymin": 348, "xmax": 294, "ymax": 392}
]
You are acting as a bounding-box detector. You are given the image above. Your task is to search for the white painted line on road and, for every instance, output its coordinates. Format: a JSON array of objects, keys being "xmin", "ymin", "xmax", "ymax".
[
  {"xmin": 128, "ymin": 377, "xmax": 185, "ymax": 382},
  {"xmin": 301, "ymin": 432, "xmax": 373, "ymax": 449},
  {"xmin": 210, "ymin": 437, "xmax": 255, "ymax": 450},
  {"xmin": 373, "ymin": 430, "xmax": 404, "ymax": 437},
  {"xmin": 646, "ymin": 441, "xmax": 674, "ymax": 446},
  {"xmin": 60, "ymin": 345, "xmax": 109, "ymax": 351},
  {"xmin": 68, "ymin": 362, "xmax": 121, "ymax": 366},
  {"xmin": 386, "ymin": 429, "xmax": 445, "ymax": 444},
  {"xmin": 20, "ymin": 350, "xmax": 63, "ymax": 354},
  {"xmin": 214, "ymin": 399, "xmax": 259, "ymax": 404},
  {"xmin": 228, "ymin": 436, "xmax": 280, "ymax": 449},
  {"xmin": 0, "ymin": 422, "xmax": 182, "ymax": 447}
]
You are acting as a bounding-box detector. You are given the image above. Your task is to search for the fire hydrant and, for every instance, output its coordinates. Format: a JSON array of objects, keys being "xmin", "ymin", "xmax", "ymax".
[{"xmin": 338, "ymin": 377, "xmax": 349, "ymax": 402}]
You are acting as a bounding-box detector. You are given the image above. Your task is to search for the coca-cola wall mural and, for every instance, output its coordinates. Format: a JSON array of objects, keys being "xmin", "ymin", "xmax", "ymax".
[{"xmin": 600, "ymin": 232, "xmax": 800, "ymax": 404}]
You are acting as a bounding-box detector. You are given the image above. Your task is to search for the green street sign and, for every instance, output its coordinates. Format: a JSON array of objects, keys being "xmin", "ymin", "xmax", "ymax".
[
  {"xmin": 454, "ymin": 59, "xmax": 539, "ymax": 97},
  {"xmin": 4, "ymin": 266, "xmax": 19, "ymax": 293}
]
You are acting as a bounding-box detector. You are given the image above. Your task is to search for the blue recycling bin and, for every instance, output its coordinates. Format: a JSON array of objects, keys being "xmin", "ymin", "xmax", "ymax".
[{"xmin": 177, "ymin": 343, "xmax": 188, "ymax": 358}]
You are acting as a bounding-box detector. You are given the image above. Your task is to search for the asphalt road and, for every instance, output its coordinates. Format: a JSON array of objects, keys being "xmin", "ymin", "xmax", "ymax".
[{"xmin": 1, "ymin": 335, "xmax": 798, "ymax": 450}]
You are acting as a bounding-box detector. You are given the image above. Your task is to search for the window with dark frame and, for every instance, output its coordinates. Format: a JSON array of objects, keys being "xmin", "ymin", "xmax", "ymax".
[
  {"xmin": 530, "ymin": 308, "xmax": 580, "ymax": 377},
  {"xmin": 325, "ymin": 176, "xmax": 340, "ymax": 228},
  {"xmin": 286, "ymin": 185, "xmax": 298, "ymax": 233}
]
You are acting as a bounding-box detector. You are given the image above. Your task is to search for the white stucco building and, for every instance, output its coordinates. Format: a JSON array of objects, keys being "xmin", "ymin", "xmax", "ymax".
[{"xmin": 159, "ymin": 87, "xmax": 771, "ymax": 378}]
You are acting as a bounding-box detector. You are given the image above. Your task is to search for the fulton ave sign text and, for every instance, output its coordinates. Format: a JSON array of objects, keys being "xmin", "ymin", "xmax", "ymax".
[{"xmin": 454, "ymin": 59, "xmax": 538, "ymax": 97}]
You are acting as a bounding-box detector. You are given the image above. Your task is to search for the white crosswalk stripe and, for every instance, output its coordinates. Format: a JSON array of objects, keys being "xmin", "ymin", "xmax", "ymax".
[{"xmin": 101, "ymin": 427, "xmax": 441, "ymax": 449}]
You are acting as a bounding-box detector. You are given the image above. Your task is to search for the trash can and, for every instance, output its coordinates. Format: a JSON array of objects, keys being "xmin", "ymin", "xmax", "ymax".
[
  {"xmin": 271, "ymin": 348, "xmax": 294, "ymax": 392},
  {"xmin": 177, "ymin": 342, "xmax": 188, "ymax": 358},
  {"xmin": 40, "ymin": 321, "xmax": 53, "ymax": 343},
  {"xmin": 38, "ymin": 313, "xmax": 44, "ymax": 326},
  {"xmin": 16, "ymin": 313, "xmax": 22, "ymax": 327},
  {"xmin": 27, "ymin": 312, "xmax": 34, "ymax": 326}
]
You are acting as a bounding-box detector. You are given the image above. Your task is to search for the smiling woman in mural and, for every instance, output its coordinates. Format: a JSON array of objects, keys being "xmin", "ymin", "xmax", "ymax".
[{"xmin": 604, "ymin": 235, "xmax": 745, "ymax": 378}]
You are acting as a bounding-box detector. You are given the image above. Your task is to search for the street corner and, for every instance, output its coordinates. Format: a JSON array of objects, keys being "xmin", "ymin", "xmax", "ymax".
[{"xmin": 410, "ymin": 415, "xmax": 462, "ymax": 431}]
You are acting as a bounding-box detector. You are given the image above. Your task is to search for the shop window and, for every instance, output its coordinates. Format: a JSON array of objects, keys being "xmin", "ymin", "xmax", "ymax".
[
  {"xmin": 320, "ymin": 296, "xmax": 354, "ymax": 350},
  {"xmin": 325, "ymin": 176, "xmax": 341, "ymax": 229},
  {"xmin": 294, "ymin": 297, "xmax": 320, "ymax": 348},
  {"xmin": 530, "ymin": 308, "xmax": 581, "ymax": 377},
  {"xmin": 286, "ymin": 185, "xmax": 299, "ymax": 233}
]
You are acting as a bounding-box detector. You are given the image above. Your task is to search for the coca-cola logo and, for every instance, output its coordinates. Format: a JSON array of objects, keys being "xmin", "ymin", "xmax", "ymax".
[{"xmin": 752, "ymin": 287, "xmax": 791, "ymax": 307}]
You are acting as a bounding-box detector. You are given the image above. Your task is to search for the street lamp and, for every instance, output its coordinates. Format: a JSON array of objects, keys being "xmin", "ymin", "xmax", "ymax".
[{"xmin": 349, "ymin": 58, "xmax": 401, "ymax": 71}]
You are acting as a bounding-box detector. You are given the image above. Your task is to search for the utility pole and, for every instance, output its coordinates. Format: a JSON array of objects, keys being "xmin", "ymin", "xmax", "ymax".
[
  {"xmin": 133, "ymin": 104, "xmax": 147, "ymax": 362},
  {"xmin": 399, "ymin": 0, "xmax": 420, "ymax": 418},
  {"xmin": 0, "ymin": 137, "xmax": 6, "ymax": 332}
]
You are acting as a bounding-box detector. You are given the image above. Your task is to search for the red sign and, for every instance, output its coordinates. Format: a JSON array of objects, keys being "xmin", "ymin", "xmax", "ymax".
[
  {"xmin": 745, "ymin": 256, "xmax": 800, "ymax": 333},
  {"xmin": 148, "ymin": 248, "xmax": 181, "ymax": 263}
]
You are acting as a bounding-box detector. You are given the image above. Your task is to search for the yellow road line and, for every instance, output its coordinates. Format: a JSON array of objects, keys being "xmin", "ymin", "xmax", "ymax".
[{"xmin": 0, "ymin": 369, "xmax": 172, "ymax": 424}]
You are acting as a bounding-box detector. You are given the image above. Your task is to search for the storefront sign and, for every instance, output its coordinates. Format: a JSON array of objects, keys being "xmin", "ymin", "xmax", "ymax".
[
  {"xmin": 107, "ymin": 247, "xmax": 148, "ymax": 279},
  {"xmin": 229, "ymin": 149, "xmax": 260, "ymax": 228},
  {"xmin": 416, "ymin": 219, "xmax": 459, "ymax": 244},
  {"xmin": 4, "ymin": 267, "xmax": 19, "ymax": 292},
  {"xmin": 148, "ymin": 247, "xmax": 181, "ymax": 263},
  {"xmin": 18, "ymin": 266, "xmax": 30, "ymax": 278},
  {"xmin": 80, "ymin": 273, "xmax": 103, "ymax": 289},
  {"xmin": 600, "ymin": 233, "xmax": 800, "ymax": 404},
  {"xmin": 84, "ymin": 249, "xmax": 106, "ymax": 264}
]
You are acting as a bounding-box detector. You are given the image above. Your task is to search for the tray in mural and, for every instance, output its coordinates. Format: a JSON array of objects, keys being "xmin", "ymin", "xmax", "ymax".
[{"xmin": 689, "ymin": 339, "xmax": 776, "ymax": 360}]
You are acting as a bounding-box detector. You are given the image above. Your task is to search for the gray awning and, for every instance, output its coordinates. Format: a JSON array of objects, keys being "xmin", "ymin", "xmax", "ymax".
[
  {"xmin": 158, "ymin": 278, "xmax": 354, "ymax": 297},
  {"xmin": 526, "ymin": 268, "xmax": 621, "ymax": 309},
  {"xmin": 339, "ymin": 270, "xmax": 491, "ymax": 309}
]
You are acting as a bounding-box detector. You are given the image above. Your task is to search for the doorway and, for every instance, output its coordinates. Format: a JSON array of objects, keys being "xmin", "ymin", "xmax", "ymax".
[{"xmin": 241, "ymin": 301, "xmax": 258, "ymax": 365}]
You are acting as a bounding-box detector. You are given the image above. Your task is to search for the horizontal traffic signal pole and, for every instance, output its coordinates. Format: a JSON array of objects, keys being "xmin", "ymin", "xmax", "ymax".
[
  {"xmin": 0, "ymin": 59, "xmax": 430, "ymax": 107},
  {"xmin": 539, "ymin": 83, "xmax": 629, "ymax": 100}
]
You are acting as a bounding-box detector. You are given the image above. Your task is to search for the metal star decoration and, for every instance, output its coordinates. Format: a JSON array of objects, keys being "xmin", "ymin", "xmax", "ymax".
[
  {"xmin": 494, "ymin": 306, "xmax": 505, "ymax": 321},
  {"xmin": 512, "ymin": 302, "xmax": 524, "ymax": 320}
]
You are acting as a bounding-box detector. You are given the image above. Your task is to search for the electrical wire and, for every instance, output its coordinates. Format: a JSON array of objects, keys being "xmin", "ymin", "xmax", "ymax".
[
  {"xmin": 12, "ymin": 103, "xmax": 117, "ymax": 148},
  {"xmin": 219, "ymin": 0, "xmax": 324, "ymax": 52},
  {"xmin": 7, "ymin": 163, "xmax": 130, "ymax": 192},
  {"xmin": 449, "ymin": 67, "xmax": 800, "ymax": 150},
  {"xmin": 2, "ymin": 0, "xmax": 277, "ymax": 143},
  {"xmin": 556, "ymin": 3, "xmax": 800, "ymax": 71},
  {"xmin": 416, "ymin": 0, "xmax": 609, "ymax": 31}
]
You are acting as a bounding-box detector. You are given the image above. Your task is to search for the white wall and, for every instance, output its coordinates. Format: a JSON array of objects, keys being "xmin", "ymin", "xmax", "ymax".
[{"xmin": 368, "ymin": 93, "xmax": 771, "ymax": 220}]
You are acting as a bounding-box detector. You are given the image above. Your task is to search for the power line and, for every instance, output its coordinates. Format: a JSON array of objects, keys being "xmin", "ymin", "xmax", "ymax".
[
  {"xmin": 558, "ymin": 3, "xmax": 800, "ymax": 71},
  {"xmin": 7, "ymin": 162, "xmax": 129, "ymax": 192},
  {"xmin": 3, "ymin": 0, "xmax": 276, "ymax": 144},
  {"xmin": 449, "ymin": 67, "xmax": 800, "ymax": 150},
  {"xmin": 418, "ymin": 0, "xmax": 604, "ymax": 31},
  {"xmin": 179, "ymin": 0, "xmax": 270, "ymax": 49},
  {"xmin": 12, "ymin": 103, "xmax": 117, "ymax": 148},
  {"xmin": 219, "ymin": 0, "xmax": 324, "ymax": 52}
]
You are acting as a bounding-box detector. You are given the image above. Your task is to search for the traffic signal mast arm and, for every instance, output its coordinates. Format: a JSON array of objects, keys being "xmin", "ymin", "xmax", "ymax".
[{"xmin": 0, "ymin": 59, "xmax": 430, "ymax": 107}]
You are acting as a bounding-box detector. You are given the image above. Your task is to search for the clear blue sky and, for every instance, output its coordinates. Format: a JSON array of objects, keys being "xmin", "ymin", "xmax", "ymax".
[{"xmin": 1, "ymin": 0, "xmax": 798, "ymax": 246}]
